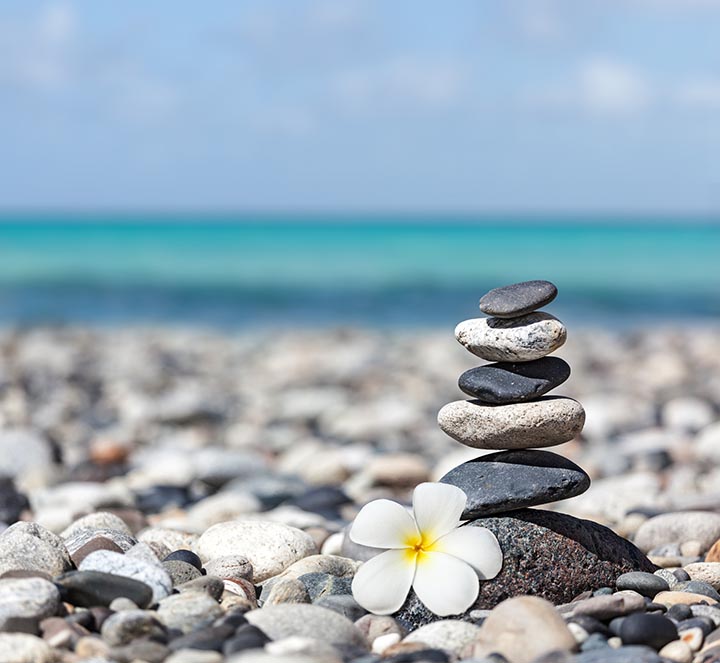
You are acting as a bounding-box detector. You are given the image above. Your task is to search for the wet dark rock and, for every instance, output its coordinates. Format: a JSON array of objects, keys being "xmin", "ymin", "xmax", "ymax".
[
  {"xmin": 395, "ymin": 509, "xmax": 655, "ymax": 629},
  {"xmin": 0, "ymin": 478, "xmax": 30, "ymax": 524},
  {"xmin": 163, "ymin": 549, "xmax": 202, "ymax": 570}
]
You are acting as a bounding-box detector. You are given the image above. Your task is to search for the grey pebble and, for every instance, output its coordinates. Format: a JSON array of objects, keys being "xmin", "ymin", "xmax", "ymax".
[{"xmin": 479, "ymin": 280, "xmax": 558, "ymax": 318}]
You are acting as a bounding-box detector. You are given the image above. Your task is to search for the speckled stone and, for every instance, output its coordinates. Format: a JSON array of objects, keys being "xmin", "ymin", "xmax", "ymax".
[
  {"xmin": 455, "ymin": 313, "xmax": 567, "ymax": 362},
  {"xmin": 437, "ymin": 397, "xmax": 585, "ymax": 449},
  {"xmin": 394, "ymin": 509, "xmax": 655, "ymax": 629},
  {"xmin": 440, "ymin": 450, "xmax": 590, "ymax": 517},
  {"xmin": 458, "ymin": 357, "xmax": 571, "ymax": 404},
  {"xmin": 479, "ymin": 280, "xmax": 558, "ymax": 318}
]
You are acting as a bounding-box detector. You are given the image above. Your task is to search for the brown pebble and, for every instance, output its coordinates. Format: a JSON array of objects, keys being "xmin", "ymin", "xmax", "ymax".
[
  {"xmin": 89, "ymin": 438, "xmax": 131, "ymax": 465},
  {"xmin": 706, "ymin": 539, "xmax": 720, "ymax": 563},
  {"xmin": 655, "ymin": 590, "xmax": 718, "ymax": 606},
  {"xmin": 70, "ymin": 537, "xmax": 124, "ymax": 567}
]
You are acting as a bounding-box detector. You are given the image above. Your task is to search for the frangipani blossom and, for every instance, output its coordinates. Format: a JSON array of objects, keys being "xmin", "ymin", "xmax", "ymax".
[{"xmin": 350, "ymin": 482, "xmax": 503, "ymax": 616}]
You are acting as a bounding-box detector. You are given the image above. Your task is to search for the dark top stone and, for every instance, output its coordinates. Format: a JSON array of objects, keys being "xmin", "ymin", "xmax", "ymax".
[
  {"xmin": 619, "ymin": 613, "xmax": 678, "ymax": 650},
  {"xmin": 479, "ymin": 280, "xmax": 558, "ymax": 318},
  {"xmin": 394, "ymin": 509, "xmax": 656, "ymax": 630},
  {"xmin": 458, "ymin": 357, "xmax": 571, "ymax": 404},
  {"xmin": 440, "ymin": 449, "xmax": 590, "ymax": 517},
  {"xmin": 56, "ymin": 570, "xmax": 153, "ymax": 609},
  {"xmin": 163, "ymin": 549, "xmax": 203, "ymax": 571}
]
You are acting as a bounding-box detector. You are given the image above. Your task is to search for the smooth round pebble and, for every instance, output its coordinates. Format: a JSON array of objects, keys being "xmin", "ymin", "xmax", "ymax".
[
  {"xmin": 403, "ymin": 620, "xmax": 483, "ymax": 656},
  {"xmin": 479, "ymin": 280, "xmax": 558, "ymax": 318},
  {"xmin": 0, "ymin": 577, "xmax": 60, "ymax": 631},
  {"xmin": 163, "ymin": 560, "xmax": 202, "ymax": 586},
  {"xmin": 634, "ymin": 512, "xmax": 720, "ymax": 554},
  {"xmin": 0, "ymin": 633, "xmax": 53, "ymax": 663},
  {"xmin": 455, "ymin": 312, "xmax": 567, "ymax": 362},
  {"xmin": 196, "ymin": 521, "xmax": 316, "ymax": 583},
  {"xmin": 619, "ymin": 613, "xmax": 678, "ymax": 650},
  {"xmin": 616, "ymin": 572, "xmax": 670, "ymax": 598},
  {"xmin": 204, "ymin": 555, "xmax": 253, "ymax": 582},
  {"xmin": 100, "ymin": 609, "xmax": 166, "ymax": 646},
  {"xmin": 164, "ymin": 549, "xmax": 203, "ymax": 570},
  {"xmin": 437, "ymin": 397, "xmax": 585, "ymax": 449},
  {"xmin": 157, "ymin": 590, "xmax": 224, "ymax": 634},
  {"xmin": 55, "ymin": 570, "xmax": 153, "ymax": 608},
  {"xmin": 459, "ymin": 357, "xmax": 570, "ymax": 404}
]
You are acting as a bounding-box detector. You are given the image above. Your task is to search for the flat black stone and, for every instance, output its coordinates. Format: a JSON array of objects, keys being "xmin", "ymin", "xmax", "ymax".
[
  {"xmin": 615, "ymin": 572, "xmax": 669, "ymax": 598},
  {"xmin": 458, "ymin": 357, "xmax": 571, "ymax": 404},
  {"xmin": 163, "ymin": 549, "xmax": 203, "ymax": 570},
  {"xmin": 55, "ymin": 570, "xmax": 153, "ymax": 609},
  {"xmin": 440, "ymin": 449, "xmax": 590, "ymax": 518},
  {"xmin": 479, "ymin": 280, "xmax": 558, "ymax": 318}
]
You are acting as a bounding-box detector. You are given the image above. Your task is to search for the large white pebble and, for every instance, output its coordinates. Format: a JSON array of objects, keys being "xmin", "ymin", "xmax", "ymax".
[{"xmin": 195, "ymin": 521, "xmax": 316, "ymax": 582}]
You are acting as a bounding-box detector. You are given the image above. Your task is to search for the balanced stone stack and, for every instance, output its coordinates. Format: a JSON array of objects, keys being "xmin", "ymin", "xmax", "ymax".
[
  {"xmin": 397, "ymin": 280, "xmax": 655, "ymax": 628},
  {"xmin": 438, "ymin": 280, "xmax": 589, "ymax": 517}
]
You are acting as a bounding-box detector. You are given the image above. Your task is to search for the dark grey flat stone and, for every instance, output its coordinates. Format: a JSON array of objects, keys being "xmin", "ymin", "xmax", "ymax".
[
  {"xmin": 458, "ymin": 357, "xmax": 571, "ymax": 404},
  {"xmin": 56, "ymin": 570, "xmax": 153, "ymax": 609},
  {"xmin": 440, "ymin": 449, "xmax": 590, "ymax": 517},
  {"xmin": 615, "ymin": 571, "xmax": 669, "ymax": 598},
  {"xmin": 479, "ymin": 280, "xmax": 558, "ymax": 318},
  {"xmin": 394, "ymin": 509, "xmax": 656, "ymax": 630}
]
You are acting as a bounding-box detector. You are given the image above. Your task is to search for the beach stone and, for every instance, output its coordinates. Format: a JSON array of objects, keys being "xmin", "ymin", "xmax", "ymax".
[
  {"xmin": 437, "ymin": 397, "xmax": 585, "ymax": 449},
  {"xmin": 655, "ymin": 591, "xmax": 717, "ymax": 607},
  {"xmin": 110, "ymin": 639, "xmax": 169, "ymax": 662},
  {"xmin": 696, "ymin": 422, "xmax": 720, "ymax": 462},
  {"xmin": 245, "ymin": 604, "xmax": 366, "ymax": 647},
  {"xmin": 101, "ymin": 608, "xmax": 166, "ymax": 646},
  {"xmin": 684, "ymin": 563, "xmax": 720, "ymax": 590},
  {"xmin": 164, "ymin": 549, "xmax": 203, "ymax": 570},
  {"xmin": 403, "ymin": 620, "xmax": 482, "ymax": 656},
  {"xmin": 55, "ymin": 570, "xmax": 153, "ymax": 608},
  {"xmin": 395, "ymin": 509, "xmax": 655, "ymax": 629},
  {"xmin": 0, "ymin": 430, "xmax": 55, "ymax": 483},
  {"xmin": 163, "ymin": 560, "xmax": 202, "ymax": 586},
  {"xmin": 299, "ymin": 573, "xmax": 352, "ymax": 601},
  {"xmin": 204, "ymin": 555, "xmax": 253, "ymax": 582},
  {"xmin": 464, "ymin": 596, "xmax": 575, "ymax": 663},
  {"xmin": 196, "ymin": 521, "xmax": 316, "ymax": 582},
  {"xmin": 166, "ymin": 651, "xmax": 223, "ymax": 663},
  {"xmin": 440, "ymin": 449, "xmax": 590, "ymax": 517},
  {"xmin": 274, "ymin": 554, "xmax": 360, "ymax": 581},
  {"xmin": 455, "ymin": 312, "xmax": 567, "ymax": 362},
  {"xmin": 572, "ymin": 645, "xmax": 663, "ymax": 662},
  {"xmin": 70, "ymin": 536, "xmax": 124, "ymax": 566},
  {"xmin": 0, "ymin": 531, "xmax": 68, "ymax": 578},
  {"xmin": 634, "ymin": 512, "xmax": 720, "ymax": 554},
  {"xmin": 138, "ymin": 528, "xmax": 199, "ymax": 553},
  {"xmin": 0, "ymin": 577, "xmax": 60, "ymax": 631},
  {"xmin": 64, "ymin": 527, "xmax": 137, "ymax": 556},
  {"xmin": 157, "ymin": 591, "xmax": 223, "ymax": 634},
  {"xmin": 0, "ymin": 633, "xmax": 53, "ymax": 663},
  {"xmin": 177, "ymin": 576, "xmax": 225, "ymax": 601},
  {"xmin": 658, "ymin": 640, "xmax": 693, "ymax": 663},
  {"xmin": 61, "ymin": 511, "xmax": 133, "ymax": 538},
  {"xmin": 675, "ymin": 580, "xmax": 720, "ymax": 601},
  {"xmin": 79, "ymin": 549, "xmax": 172, "ymax": 603},
  {"xmin": 561, "ymin": 592, "xmax": 646, "ymax": 620},
  {"xmin": 459, "ymin": 357, "xmax": 571, "ymax": 404},
  {"xmin": 619, "ymin": 613, "xmax": 678, "ymax": 650},
  {"xmin": 264, "ymin": 578, "xmax": 311, "ymax": 606},
  {"xmin": 479, "ymin": 280, "xmax": 558, "ymax": 318},
  {"xmin": 616, "ymin": 572, "xmax": 670, "ymax": 598},
  {"xmin": 0, "ymin": 479, "xmax": 29, "ymax": 524}
]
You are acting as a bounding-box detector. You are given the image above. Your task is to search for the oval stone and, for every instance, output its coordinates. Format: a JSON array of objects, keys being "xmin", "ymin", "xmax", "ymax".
[
  {"xmin": 455, "ymin": 313, "xmax": 567, "ymax": 362},
  {"xmin": 437, "ymin": 397, "xmax": 585, "ymax": 449},
  {"xmin": 440, "ymin": 449, "xmax": 590, "ymax": 517},
  {"xmin": 479, "ymin": 280, "xmax": 558, "ymax": 318},
  {"xmin": 458, "ymin": 357, "xmax": 571, "ymax": 404}
]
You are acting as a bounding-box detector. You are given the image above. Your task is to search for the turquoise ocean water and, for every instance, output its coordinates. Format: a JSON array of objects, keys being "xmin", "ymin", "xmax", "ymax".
[{"xmin": 0, "ymin": 215, "xmax": 718, "ymax": 327}]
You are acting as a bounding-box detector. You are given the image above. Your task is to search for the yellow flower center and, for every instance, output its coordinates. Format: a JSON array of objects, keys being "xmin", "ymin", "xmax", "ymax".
[{"xmin": 403, "ymin": 531, "xmax": 439, "ymax": 564}]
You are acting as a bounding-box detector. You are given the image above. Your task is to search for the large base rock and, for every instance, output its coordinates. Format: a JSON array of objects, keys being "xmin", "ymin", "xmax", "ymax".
[{"xmin": 395, "ymin": 508, "xmax": 655, "ymax": 630}]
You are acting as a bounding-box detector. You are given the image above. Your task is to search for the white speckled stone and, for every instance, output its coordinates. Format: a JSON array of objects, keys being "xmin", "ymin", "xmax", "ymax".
[
  {"xmin": 455, "ymin": 312, "xmax": 567, "ymax": 362},
  {"xmin": 195, "ymin": 521, "xmax": 316, "ymax": 582},
  {"xmin": 437, "ymin": 397, "xmax": 585, "ymax": 449},
  {"xmin": 403, "ymin": 620, "xmax": 483, "ymax": 656}
]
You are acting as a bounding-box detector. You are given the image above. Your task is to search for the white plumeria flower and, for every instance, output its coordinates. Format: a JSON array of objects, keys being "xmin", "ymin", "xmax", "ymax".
[{"xmin": 350, "ymin": 482, "xmax": 503, "ymax": 616}]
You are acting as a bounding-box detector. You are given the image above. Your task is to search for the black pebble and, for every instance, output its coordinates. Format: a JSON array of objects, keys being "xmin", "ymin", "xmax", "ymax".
[
  {"xmin": 163, "ymin": 549, "xmax": 203, "ymax": 571},
  {"xmin": 223, "ymin": 624, "xmax": 271, "ymax": 655},
  {"xmin": 673, "ymin": 569, "xmax": 691, "ymax": 582},
  {"xmin": 667, "ymin": 603, "xmax": 693, "ymax": 621},
  {"xmin": 678, "ymin": 616, "xmax": 715, "ymax": 636},
  {"xmin": 384, "ymin": 649, "xmax": 450, "ymax": 663},
  {"xmin": 0, "ymin": 477, "xmax": 30, "ymax": 524},
  {"xmin": 479, "ymin": 280, "xmax": 558, "ymax": 318},
  {"xmin": 168, "ymin": 624, "xmax": 235, "ymax": 652},
  {"xmin": 619, "ymin": 613, "xmax": 678, "ymax": 650},
  {"xmin": 458, "ymin": 357, "xmax": 571, "ymax": 404}
]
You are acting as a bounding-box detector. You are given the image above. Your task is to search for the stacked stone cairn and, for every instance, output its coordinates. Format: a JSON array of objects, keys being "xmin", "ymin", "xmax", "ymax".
[
  {"xmin": 396, "ymin": 280, "xmax": 655, "ymax": 628},
  {"xmin": 438, "ymin": 280, "xmax": 589, "ymax": 517}
]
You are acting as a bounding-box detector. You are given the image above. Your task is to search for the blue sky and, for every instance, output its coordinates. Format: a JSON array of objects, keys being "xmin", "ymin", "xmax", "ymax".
[{"xmin": 1, "ymin": 0, "xmax": 720, "ymax": 212}]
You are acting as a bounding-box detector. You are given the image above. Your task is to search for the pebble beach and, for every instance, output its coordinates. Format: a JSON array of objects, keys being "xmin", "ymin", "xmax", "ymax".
[{"xmin": 1, "ymin": 319, "xmax": 720, "ymax": 663}]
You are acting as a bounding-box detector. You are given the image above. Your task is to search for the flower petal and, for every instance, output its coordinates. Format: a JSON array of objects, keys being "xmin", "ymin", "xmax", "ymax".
[
  {"xmin": 350, "ymin": 499, "xmax": 419, "ymax": 548},
  {"xmin": 351, "ymin": 549, "xmax": 417, "ymax": 615},
  {"xmin": 433, "ymin": 526, "xmax": 503, "ymax": 579},
  {"xmin": 412, "ymin": 482, "xmax": 466, "ymax": 544},
  {"xmin": 412, "ymin": 551, "xmax": 479, "ymax": 616}
]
